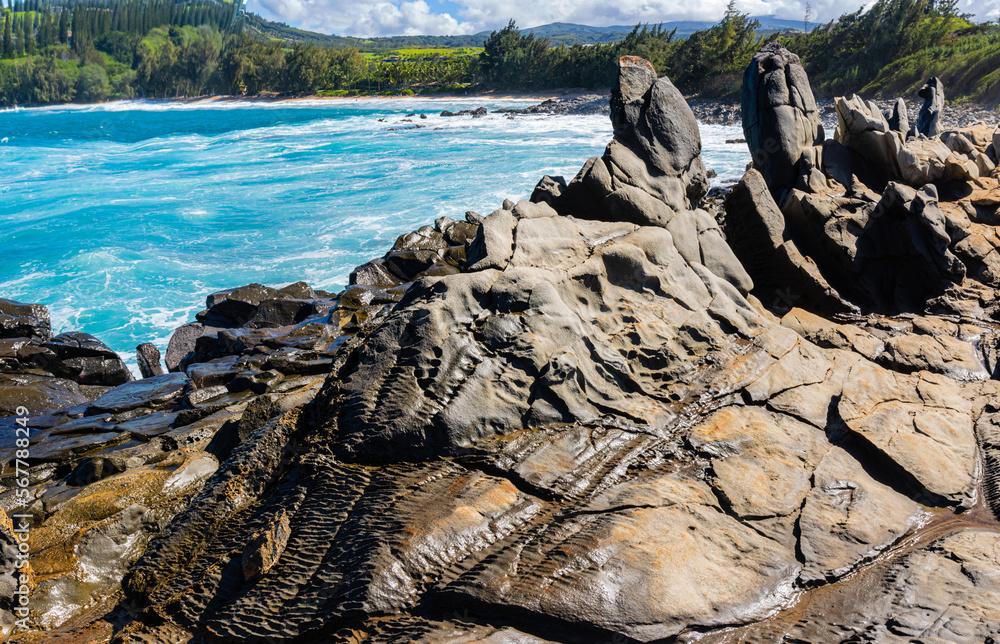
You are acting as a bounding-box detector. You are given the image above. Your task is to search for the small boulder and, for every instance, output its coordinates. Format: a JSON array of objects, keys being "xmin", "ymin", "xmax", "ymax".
[
  {"xmin": 242, "ymin": 509, "xmax": 292, "ymax": 582},
  {"xmin": 350, "ymin": 259, "xmax": 403, "ymax": 289},
  {"xmin": 0, "ymin": 299, "xmax": 51, "ymax": 342},
  {"xmin": 886, "ymin": 97, "xmax": 909, "ymax": 134},
  {"xmin": 247, "ymin": 299, "xmax": 317, "ymax": 329},
  {"xmin": 529, "ymin": 175, "xmax": 566, "ymax": 206},
  {"xmin": 166, "ymin": 322, "xmax": 226, "ymax": 372},
  {"xmin": 385, "ymin": 250, "xmax": 447, "ymax": 282},
  {"xmin": 43, "ymin": 331, "xmax": 133, "ymax": 386},
  {"xmin": 136, "ymin": 343, "xmax": 166, "ymax": 378},
  {"xmin": 203, "ymin": 284, "xmax": 279, "ymax": 326},
  {"xmin": 465, "ymin": 209, "xmax": 516, "ymax": 271},
  {"xmin": 276, "ymin": 281, "xmax": 315, "ymax": 300},
  {"xmin": 393, "ymin": 226, "xmax": 449, "ymax": 252}
]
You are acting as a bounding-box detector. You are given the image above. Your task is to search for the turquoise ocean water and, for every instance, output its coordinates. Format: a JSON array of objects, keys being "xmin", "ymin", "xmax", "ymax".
[{"xmin": 0, "ymin": 99, "xmax": 749, "ymax": 374}]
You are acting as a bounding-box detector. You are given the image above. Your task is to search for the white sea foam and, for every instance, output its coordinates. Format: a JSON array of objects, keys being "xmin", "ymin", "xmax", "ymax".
[{"xmin": 0, "ymin": 99, "xmax": 749, "ymax": 369}]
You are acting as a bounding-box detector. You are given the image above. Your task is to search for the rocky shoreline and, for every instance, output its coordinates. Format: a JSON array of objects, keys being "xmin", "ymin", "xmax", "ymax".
[
  {"xmin": 472, "ymin": 90, "xmax": 1000, "ymax": 134},
  {"xmin": 3, "ymin": 47, "xmax": 1000, "ymax": 643}
]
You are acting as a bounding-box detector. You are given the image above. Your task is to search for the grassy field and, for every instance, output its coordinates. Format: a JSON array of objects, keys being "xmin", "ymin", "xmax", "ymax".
[
  {"xmin": 862, "ymin": 26, "xmax": 1000, "ymax": 105},
  {"xmin": 384, "ymin": 47, "xmax": 483, "ymax": 57}
]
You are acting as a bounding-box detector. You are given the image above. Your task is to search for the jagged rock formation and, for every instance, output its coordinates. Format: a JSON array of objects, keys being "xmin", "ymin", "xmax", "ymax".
[
  {"xmin": 740, "ymin": 41, "xmax": 825, "ymax": 200},
  {"xmin": 918, "ymin": 76, "xmax": 945, "ymax": 136},
  {"xmin": 4, "ymin": 54, "xmax": 1000, "ymax": 644},
  {"xmin": 834, "ymin": 94, "xmax": 982, "ymax": 188},
  {"xmin": 885, "ymin": 96, "xmax": 909, "ymax": 133},
  {"xmin": 540, "ymin": 57, "xmax": 752, "ymax": 297},
  {"xmin": 729, "ymin": 45, "xmax": 1000, "ymax": 316}
]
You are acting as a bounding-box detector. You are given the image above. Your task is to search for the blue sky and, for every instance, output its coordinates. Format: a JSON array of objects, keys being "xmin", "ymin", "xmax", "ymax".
[{"xmin": 249, "ymin": 0, "xmax": 999, "ymax": 37}]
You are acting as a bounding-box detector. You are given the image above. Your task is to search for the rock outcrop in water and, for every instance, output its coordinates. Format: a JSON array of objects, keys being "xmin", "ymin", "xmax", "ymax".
[
  {"xmin": 5, "ymin": 53, "xmax": 1000, "ymax": 644},
  {"xmin": 1, "ymin": 300, "xmax": 133, "ymax": 416}
]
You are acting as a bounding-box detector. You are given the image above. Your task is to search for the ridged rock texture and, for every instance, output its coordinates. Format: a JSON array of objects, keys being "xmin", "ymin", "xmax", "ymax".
[
  {"xmin": 740, "ymin": 41, "xmax": 825, "ymax": 201},
  {"xmin": 4, "ymin": 54, "xmax": 1000, "ymax": 644},
  {"xmin": 729, "ymin": 46, "xmax": 1000, "ymax": 317}
]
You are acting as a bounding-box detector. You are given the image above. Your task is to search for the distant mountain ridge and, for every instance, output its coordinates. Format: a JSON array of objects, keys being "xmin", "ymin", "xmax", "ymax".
[
  {"xmin": 245, "ymin": 14, "xmax": 815, "ymax": 50},
  {"xmin": 495, "ymin": 16, "xmax": 815, "ymax": 42}
]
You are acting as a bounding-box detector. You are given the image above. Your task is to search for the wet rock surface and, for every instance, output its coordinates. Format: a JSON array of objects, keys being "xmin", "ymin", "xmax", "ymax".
[{"xmin": 6, "ymin": 54, "xmax": 1000, "ymax": 644}]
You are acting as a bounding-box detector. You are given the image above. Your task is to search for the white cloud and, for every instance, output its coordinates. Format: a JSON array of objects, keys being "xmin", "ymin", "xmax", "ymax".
[
  {"xmin": 256, "ymin": 0, "xmax": 477, "ymax": 36},
  {"xmin": 251, "ymin": 0, "xmax": 1000, "ymax": 37},
  {"xmin": 970, "ymin": 0, "xmax": 1000, "ymax": 18}
]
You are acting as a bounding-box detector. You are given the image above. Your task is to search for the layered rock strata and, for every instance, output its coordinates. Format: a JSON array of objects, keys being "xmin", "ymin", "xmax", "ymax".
[
  {"xmin": 3, "ymin": 53, "xmax": 1000, "ymax": 644},
  {"xmin": 728, "ymin": 47, "xmax": 1000, "ymax": 319}
]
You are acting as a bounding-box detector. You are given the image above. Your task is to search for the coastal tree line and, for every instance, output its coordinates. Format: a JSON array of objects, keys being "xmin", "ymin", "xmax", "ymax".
[{"xmin": 0, "ymin": 0, "xmax": 994, "ymax": 106}]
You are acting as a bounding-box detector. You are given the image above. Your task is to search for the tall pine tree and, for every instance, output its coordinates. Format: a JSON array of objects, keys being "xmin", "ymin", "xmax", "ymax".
[
  {"xmin": 58, "ymin": 7, "xmax": 67, "ymax": 44},
  {"xmin": 25, "ymin": 12, "xmax": 35, "ymax": 55},
  {"xmin": 2, "ymin": 14, "xmax": 11, "ymax": 59},
  {"xmin": 17, "ymin": 15, "xmax": 25, "ymax": 56}
]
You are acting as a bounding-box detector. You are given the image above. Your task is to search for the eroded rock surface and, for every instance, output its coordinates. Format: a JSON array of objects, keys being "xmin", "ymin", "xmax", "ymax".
[
  {"xmin": 732, "ymin": 44, "xmax": 1000, "ymax": 317},
  {"xmin": 541, "ymin": 57, "xmax": 752, "ymax": 296},
  {"xmin": 5, "ymin": 54, "xmax": 1000, "ymax": 644},
  {"xmin": 740, "ymin": 41, "xmax": 824, "ymax": 200}
]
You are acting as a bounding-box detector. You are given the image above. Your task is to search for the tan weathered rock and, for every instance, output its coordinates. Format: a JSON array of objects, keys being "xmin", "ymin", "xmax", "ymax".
[
  {"xmin": 880, "ymin": 332, "xmax": 989, "ymax": 381},
  {"xmin": 797, "ymin": 447, "xmax": 923, "ymax": 582},
  {"xmin": 454, "ymin": 480, "xmax": 801, "ymax": 642},
  {"xmin": 242, "ymin": 508, "xmax": 292, "ymax": 582},
  {"xmin": 780, "ymin": 308, "xmax": 884, "ymax": 359},
  {"xmin": 838, "ymin": 363, "xmax": 978, "ymax": 506}
]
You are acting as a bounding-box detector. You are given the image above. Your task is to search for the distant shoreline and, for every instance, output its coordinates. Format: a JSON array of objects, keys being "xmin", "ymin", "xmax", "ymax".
[{"xmin": 159, "ymin": 89, "xmax": 603, "ymax": 105}]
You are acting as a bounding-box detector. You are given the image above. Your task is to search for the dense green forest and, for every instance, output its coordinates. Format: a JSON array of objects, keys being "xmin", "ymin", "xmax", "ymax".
[{"xmin": 0, "ymin": 0, "xmax": 996, "ymax": 106}]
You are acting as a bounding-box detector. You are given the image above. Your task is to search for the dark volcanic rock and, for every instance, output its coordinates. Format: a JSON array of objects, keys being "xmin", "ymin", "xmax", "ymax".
[
  {"xmin": 917, "ymin": 76, "xmax": 945, "ymax": 137},
  {"xmin": 42, "ymin": 331, "xmax": 132, "ymax": 386},
  {"xmin": 497, "ymin": 94, "xmax": 610, "ymax": 116},
  {"xmin": 136, "ymin": 343, "xmax": 166, "ymax": 378},
  {"xmin": 247, "ymin": 298, "xmax": 318, "ymax": 328},
  {"xmin": 165, "ymin": 322, "xmax": 226, "ymax": 372},
  {"xmin": 202, "ymin": 283, "xmax": 280, "ymax": 326},
  {"xmin": 351, "ymin": 258, "xmax": 404, "ymax": 289},
  {"xmin": 0, "ymin": 372, "xmax": 88, "ymax": 416},
  {"xmin": 885, "ymin": 96, "xmax": 909, "ymax": 134},
  {"xmin": 87, "ymin": 371, "xmax": 189, "ymax": 414},
  {"xmin": 0, "ymin": 298, "xmax": 51, "ymax": 341},
  {"xmin": 740, "ymin": 41, "xmax": 824, "ymax": 201},
  {"xmin": 277, "ymin": 280, "xmax": 316, "ymax": 300},
  {"xmin": 529, "ymin": 174, "xmax": 566, "ymax": 206}
]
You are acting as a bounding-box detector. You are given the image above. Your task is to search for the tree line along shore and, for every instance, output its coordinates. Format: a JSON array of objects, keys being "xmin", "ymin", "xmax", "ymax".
[{"xmin": 0, "ymin": 0, "xmax": 997, "ymax": 107}]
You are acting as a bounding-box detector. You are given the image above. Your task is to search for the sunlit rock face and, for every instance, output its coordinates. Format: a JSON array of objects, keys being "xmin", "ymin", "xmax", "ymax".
[
  {"xmin": 12, "ymin": 54, "xmax": 1000, "ymax": 644},
  {"xmin": 740, "ymin": 41, "xmax": 825, "ymax": 201},
  {"xmin": 542, "ymin": 56, "xmax": 753, "ymax": 296},
  {"xmin": 733, "ymin": 45, "xmax": 1000, "ymax": 317}
]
